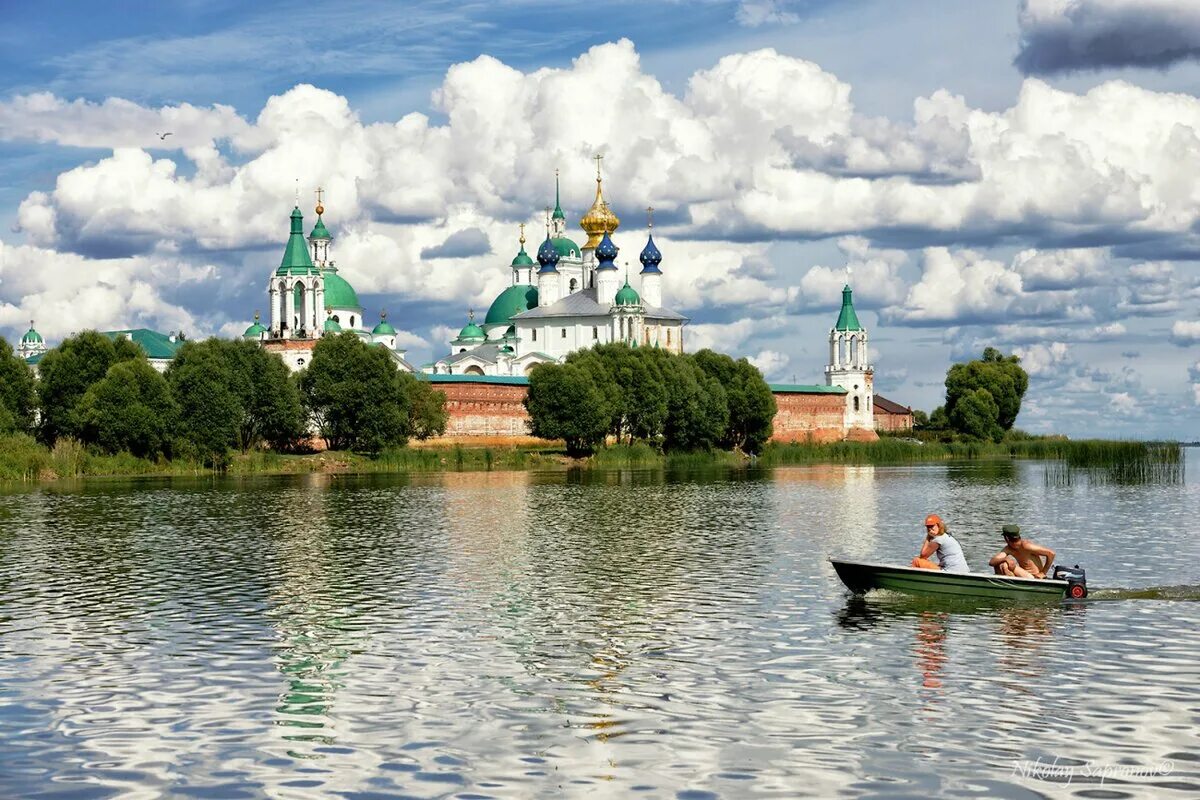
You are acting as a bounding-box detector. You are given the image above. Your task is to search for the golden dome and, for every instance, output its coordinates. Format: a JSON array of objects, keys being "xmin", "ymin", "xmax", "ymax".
[{"xmin": 579, "ymin": 175, "xmax": 619, "ymax": 249}]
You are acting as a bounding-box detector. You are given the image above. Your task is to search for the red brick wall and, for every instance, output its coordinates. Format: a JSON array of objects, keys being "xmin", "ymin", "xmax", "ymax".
[
  {"xmin": 874, "ymin": 410, "xmax": 914, "ymax": 432},
  {"xmin": 770, "ymin": 392, "xmax": 855, "ymax": 443},
  {"xmin": 436, "ymin": 382, "xmax": 532, "ymax": 437},
  {"xmin": 433, "ymin": 381, "xmax": 872, "ymax": 443}
]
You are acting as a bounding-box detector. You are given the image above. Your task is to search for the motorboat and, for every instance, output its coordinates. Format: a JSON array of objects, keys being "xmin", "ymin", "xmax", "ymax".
[{"xmin": 830, "ymin": 559, "xmax": 1088, "ymax": 601}]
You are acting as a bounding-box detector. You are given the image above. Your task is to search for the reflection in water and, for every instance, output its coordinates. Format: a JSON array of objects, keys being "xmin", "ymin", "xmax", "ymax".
[{"xmin": 0, "ymin": 460, "xmax": 1196, "ymax": 798}]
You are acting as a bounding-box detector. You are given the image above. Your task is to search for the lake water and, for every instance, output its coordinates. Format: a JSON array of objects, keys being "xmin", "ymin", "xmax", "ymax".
[{"xmin": 1, "ymin": 453, "xmax": 1197, "ymax": 799}]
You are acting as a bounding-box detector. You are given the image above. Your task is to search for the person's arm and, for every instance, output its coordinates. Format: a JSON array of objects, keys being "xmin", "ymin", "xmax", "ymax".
[
  {"xmin": 919, "ymin": 537, "xmax": 938, "ymax": 560},
  {"xmin": 988, "ymin": 551, "xmax": 1009, "ymax": 567},
  {"xmin": 1027, "ymin": 543, "xmax": 1055, "ymax": 577}
]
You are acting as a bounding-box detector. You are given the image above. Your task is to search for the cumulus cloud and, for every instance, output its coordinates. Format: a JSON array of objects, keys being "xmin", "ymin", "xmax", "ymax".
[
  {"xmin": 1015, "ymin": 0, "xmax": 1200, "ymax": 75},
  {"xmin": 1012, "ymin": 247, "xmax": 1109, "ymax": 290},
  {"xmin": 0, "ymin": 93, "xmax": 251, "ymax": 150},
  {"xmin": 1170, "ymin": 319, "xmax": 1200, "ymax": 345},
  {"xmin": 886, "ymin": 248, "xmax": 1023, "ymax": 325},
  {"xmin": 748, "ymin": 349, "xmax": 790, "ymax": 379},
  {"xmin": 419, "ymin": 227, "xmax": 492, "ymax": 260},
  {"xmin": 797, "ymin": 237, "xmax": 908, "ymax": 309},
  {"xmin": 23, "ymin": 40, "xmax": 1200, "ymax": 268},
  {"xmin": 1013, "ymin": 341, "xmax": 1070, "ymax": 376}
]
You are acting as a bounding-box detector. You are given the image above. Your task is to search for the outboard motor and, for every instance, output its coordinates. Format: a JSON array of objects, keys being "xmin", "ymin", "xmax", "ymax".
[{"xmin": 1053, "ymin": 564, "xmax": 1088, "ymax": 599}]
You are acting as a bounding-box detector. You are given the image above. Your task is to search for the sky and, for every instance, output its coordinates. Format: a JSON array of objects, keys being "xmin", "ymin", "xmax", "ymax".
[{"xmin": 1, "ymin": 0, "xmax": 1199, "ymax": 440}]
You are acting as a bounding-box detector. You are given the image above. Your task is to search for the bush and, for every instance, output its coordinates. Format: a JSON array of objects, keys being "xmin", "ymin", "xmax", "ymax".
[
  {"xmin": 78, "ymin": 359, "xmax": 178, "ymax": 459},
  {"xmin": 0, "ymin": 338, "xmax": 36, "ymax": 435},
  {"xmin": 525, "ymin": 362, "xmax": 609, "ymax": 456}
]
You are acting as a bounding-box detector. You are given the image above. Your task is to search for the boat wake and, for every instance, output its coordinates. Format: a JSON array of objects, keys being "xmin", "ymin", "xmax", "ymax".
[{"xmin": 1087, "ymin": 585, "xmax": 1200, "ymax": 601}]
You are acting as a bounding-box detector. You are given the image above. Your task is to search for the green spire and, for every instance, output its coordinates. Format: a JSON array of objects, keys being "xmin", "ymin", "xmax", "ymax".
[
  {"xmin": 552, "ymin": 170, "xmax": 565, "ymax": 220},
  {"xmin": 834, "ymin": 285, "xmax": 863, "ymax": 331},
  {"xmin": 276, "ymin": 206, "xmax": 317, "ymax": 275}
]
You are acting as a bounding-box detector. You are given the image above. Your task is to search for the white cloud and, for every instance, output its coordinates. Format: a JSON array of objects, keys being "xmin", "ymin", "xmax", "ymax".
[
  {"xmin": 887, "ymin": 248, "xmax": 1023, "ymax": 325},
  {"xmin": 748, "ymin": 349, "xmax": 789, "ymax": 379},
  {"xmin": 1016, "ymin": 0, "xmax": 1200, "ymax": 75},
  {"xmin": 1012, "ymin": 247, "xmax": 1109, "ymax": 290},
  {"xmin": 736, "ymin": 1, "xmax": 799, "ymax": 27},
  {"xmin": 1013, "ymin": 341, "xmax": 1070, "ymax": 376},
  {"xmin": 1170, "ymin": 319, "xmax": 1200, "ymax": 346},
  {"xmin": 0, "ymin": 92, "xmax": 251, "ymax": 150},
  {"xmin": 798, "ymin": 237, "xmax": 907, "ymax": 309}
]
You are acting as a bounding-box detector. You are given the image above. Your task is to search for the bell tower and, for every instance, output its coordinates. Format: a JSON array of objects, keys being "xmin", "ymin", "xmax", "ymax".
[{"xmin": 825, "ymin": 284, "xmax": 874, "ymax": 432}]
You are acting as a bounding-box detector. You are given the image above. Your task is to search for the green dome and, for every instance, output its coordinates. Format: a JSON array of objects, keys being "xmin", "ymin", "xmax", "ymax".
[
  {"xmin": 21, "ymin": 325, "xmax": 43, "ymax": 344},
  {"xmin": 243, "ymin": 321, "xmax": 267, "ymax": 338},
  {"xmin": 324, "ymin": 315, "xmax": 342, "ymax": 333},
  {"xmin": 457, "ymin": 319, "xmax": 486, "ymax": 342},
  {"xmin": 615, "ymin": 279, "xmax": 641, "ymax": 306},
  {"xmin": 322, "ymin": 266, "xmax": 361, "ymax": 310},
  {"xmin": 484, "ymin": 284, "xmax": 538, "ymax": 326},
  {"xmin": 309, "ymin": 215, "xmax": 331, "ymax": 241},
  {"xmin": 372, "ymin": 312, "xmax": 397, "ymax": 335},
  {"xmin": 511, "ymin": 245, "xmax": 534, "ymax": 267},
  {"xmin": 552, "ymin": 237, "xmax": 581, "ymax": 259}
]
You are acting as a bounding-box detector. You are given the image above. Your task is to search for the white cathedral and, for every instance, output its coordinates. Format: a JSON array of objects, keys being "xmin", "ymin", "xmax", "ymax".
[{"xmin": 424, "ymin": 165, "xmax": 687, "ymax": 376}]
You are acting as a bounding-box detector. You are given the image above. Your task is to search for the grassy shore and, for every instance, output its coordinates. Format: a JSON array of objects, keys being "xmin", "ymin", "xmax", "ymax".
[{"xmin": 0, "ymin": 432, "xmax": 1184, "ymax": 483}]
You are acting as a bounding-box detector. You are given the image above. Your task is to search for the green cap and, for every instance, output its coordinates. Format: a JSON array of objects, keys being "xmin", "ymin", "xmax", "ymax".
[{"xmin": 1002, "ymin": 524, "xmax": 1021, "ymax": 537}]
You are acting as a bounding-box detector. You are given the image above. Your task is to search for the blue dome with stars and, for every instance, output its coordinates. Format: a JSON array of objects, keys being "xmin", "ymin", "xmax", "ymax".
[
  {"xmin": 595, "ymin": 231, "xmax": 619, "ymax": 270},
  {"xmin": 537, "ymin": 234, "xmax": 560, "ymax": 273},
  {"xmin": 639, "ymin": 234, "xmax": 662, "ymax": 274}
]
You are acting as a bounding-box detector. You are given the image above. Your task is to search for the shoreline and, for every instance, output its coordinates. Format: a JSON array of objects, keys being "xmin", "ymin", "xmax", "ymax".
[{"xmin": 0, "ymin": 435, "xmax": 1184, "ymax": 484}]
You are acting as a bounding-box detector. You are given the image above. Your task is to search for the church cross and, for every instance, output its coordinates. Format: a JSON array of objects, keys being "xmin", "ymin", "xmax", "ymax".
[{"xmin": 594, "ymin": 153, "xmax": 603, "ymax": 179}]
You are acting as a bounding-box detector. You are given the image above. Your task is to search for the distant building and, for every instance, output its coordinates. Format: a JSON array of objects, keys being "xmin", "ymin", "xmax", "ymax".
[
  {"xmin": 20, "ymin": 324, "xmax": 183, "ymax": 373},
  {"xmin": 872, "ymin": 394, "xmax": 915, "ymax": 433}
]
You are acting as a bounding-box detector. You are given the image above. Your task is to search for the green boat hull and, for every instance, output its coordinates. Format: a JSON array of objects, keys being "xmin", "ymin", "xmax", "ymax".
[{"xmin": 830, "ymin": 559, "xmax": 1069, "ymax": 601}]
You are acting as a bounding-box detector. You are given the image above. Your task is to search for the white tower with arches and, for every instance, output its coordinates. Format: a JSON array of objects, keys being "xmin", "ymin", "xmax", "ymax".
[{"xmin": 825, "ymin": 284, "xmax": 874, "ymax": 432}]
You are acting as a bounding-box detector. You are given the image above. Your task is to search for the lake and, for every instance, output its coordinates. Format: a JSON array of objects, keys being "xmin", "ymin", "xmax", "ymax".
[{"xmin": 1, "ymin": 452, "xmax": 1197, "ymax": 799}]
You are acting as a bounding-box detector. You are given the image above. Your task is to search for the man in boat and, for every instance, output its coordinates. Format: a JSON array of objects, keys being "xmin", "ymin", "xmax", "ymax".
[
  {"xmin": 910, "ymin": 514, "xmax": 970, "ymax": 573},
  {"xmin": 988, "ymin": 525, "xmax": 1055, "ymax": 578}
]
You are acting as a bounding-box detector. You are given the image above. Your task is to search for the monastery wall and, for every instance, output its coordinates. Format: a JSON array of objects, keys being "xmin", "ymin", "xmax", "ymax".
[
  {"xmin": 436, "ymin": 381, "xmax": 531, "ymax": 437},
  {"xmin": 430, "ymin": 379, "xmax": 872, "ymax": 443},
  {"xmin": 874, "ymin": 409, "xmax": 914, "ymax": 433}
]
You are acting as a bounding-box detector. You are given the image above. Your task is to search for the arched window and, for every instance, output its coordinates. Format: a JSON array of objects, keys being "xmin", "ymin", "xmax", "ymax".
[
  {"xmin": 570, "ymin": 278, "xmax": 578, "ymax": 292},
  {"xmin": 853, "ymin": 396, "xmax": 860, "ymax": 412},
  {"xmin": 850, "ymin": 336, "xmax": 858, "ymax": 364},
  {"xmin": 620, "ymin": 318, "xmax": 625, "ymax": 338},
  {"xmin": 333, "ymin": 315, "xmax": 340, "ymax": 323},
  {"xmin": 465, "ymin": 366, "xmax": 484, "ymax": 375},
  {"xmin": 561, "ymin": 328, "xmax": 567, "ymax": 338},
  {"xmin": 592, "ymin": 326, "xmax": 598, "ymax": 340},
  {"xmin": 350, "ymin": 316, "xmax": 356, "ymax": 328},
  {"xmin": 666, "ymin": 329, "xmax": 671, "ymax": 347},
  {"xmin": 532, "ymin": 329, "xmax": 537, "ymax": 342}
]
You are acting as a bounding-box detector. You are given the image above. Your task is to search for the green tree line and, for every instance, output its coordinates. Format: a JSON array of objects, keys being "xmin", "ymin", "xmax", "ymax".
[
  {"xmin": 0, "ymin": 331, "xmax": 448, "ymax": 466},
  {"xmin": 525, "ymin": 344, "xmax": 777, "ymax": 456}
]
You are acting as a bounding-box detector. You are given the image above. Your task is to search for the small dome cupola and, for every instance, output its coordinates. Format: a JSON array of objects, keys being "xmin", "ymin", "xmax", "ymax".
[
  {"xmin": 579, "ymin": 155, "xmax": 620, "ymax": 249},
  {"xmin": 21, "ymin": 321, "xmax": 43, "ymax": 344},
  {"xmin": 372, "ymin": 310, "xmax": 397, "ymax": 336},
  {"xmin": 243, "ymin": 311, "xmax": 267, "ymax": 339},
  {"xmin": 615, "ymin": 277, "xmax": 641, "ymax": 306},
  {"xmin": 511, "ymin": 226, "xmax": 534, "ymax": 268},
  {"xmin": 595, "ymin": 230, "xmax": 619, "ymax": 270},
  {"xmin": 537, "ymin": 232, "xmax": 560, "ymax": 273},
  {"xmin": 323, "ymin": 311, "xmax": 342, "ymax": 334},
  {"xmin": 639, "ymin": 234, "xmax": 662, "ymax": 274},
  {"xmin": 456, "ymin": 310, "xmax": 486, "ymax": 342}
]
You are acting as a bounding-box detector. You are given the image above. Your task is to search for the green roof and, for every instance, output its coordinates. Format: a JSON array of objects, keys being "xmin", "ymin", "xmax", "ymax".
[
  {"xmin": 309, "ymin": 215, "xmax": 331, "ymax": 241},
  {"xmin": 322, "ymin": 267, "xmax": 361, "ymax": 310},
  {"xmin": 484, "ymin": 284, "xmax": 538, "ymax": 326},
  {"xmin": 103, "ymin": 329, "xmax": 183, "ymax": 360},
  {"xmin": 456, "ymin": 319, "xmax": 486, "ymax": 342},
  {"xmin": 324, "ymin": 316, "xmax": 342, "ymax": 333},
  {"xmin": 243, "ymin": 321, "xmax": 267, "ymax": 338},
  {"xmin": 768, "ymin": 384, "xmax": 847, "ymax": 394},
  {"xmin": 21, "ymin": 325, "xmax": 42, "ymax": 344},
  {"xmin": 276, "ymin": 207, "xmax": 318, "ymax": 276},
  {"xmin": 615, "ymin": 278, "xmax": 641, "ymax": 306},
  {"xmin": 552, "ymin": 237, "xmax": 580, "ymax": 259},
  {"xmin": 834, "ymin": 285, "xmax": 863, "ymax": 331},
  {"xmin": 372, "ymin": 314, "xmax": 397, "ymax": 335},
  {"xmin": 511, "ymin": 244, "xmax": 534, "ymax": 267}
]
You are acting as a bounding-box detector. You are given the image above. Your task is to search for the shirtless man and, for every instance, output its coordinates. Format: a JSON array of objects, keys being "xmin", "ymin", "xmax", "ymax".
[{"xmin": 989, "ymin": 525, "xmax": 1055, "ymax": 578}]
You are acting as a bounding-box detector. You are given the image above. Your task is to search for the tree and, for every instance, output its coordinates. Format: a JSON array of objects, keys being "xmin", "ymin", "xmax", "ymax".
[
  {"xmin": 299, "ymin": 332, "xmax": 411, "ymax": 452},
  {"xmin": 36, "ymin": 331, "xmax": 142, "ymax": 444},
  {"xmin": 570, "ymin": 344, "xmax": 667, "ymax": 443},
  {"xmin": 911, "ymin": 409, "xmax": 930, "ymax": 430},
  {"xmin": 404, "ymin": 377, "xmax": 449, "ymax": 440},
  {"xmin": 928, "ymin": 406, "xmax": 949, "ymax": 431},
  {"xmin": 77, "ymin": 359, "xmax": 178, "ymax": 458},
  {"xmin": 950, "ymin": 388, "xmax": 1003, "ymax": 442},
  {"xmin": 692, "ymin": 349, "xmax": 777, "ymax": 453},
  {"xmin": 944, "ymin": 347, "xmax": 1028, "ymax": 434},
  {"xmin": 218, "ymin": 339, "xmax": 306, "ymax": 452},
  {"xmin": 166, "ymin": 341, "xmax": 242, "ymax": 465},
  {"xmin": 524, "ymin": 363, "xmax": 609, "ymax": 456},
  {"xmin": 660, "ymin": 355, "xmax": 729, "ymax": 451},
  {"xmin": 0, "ymin": 338, "xmax": 36, "ymax": 435}
]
